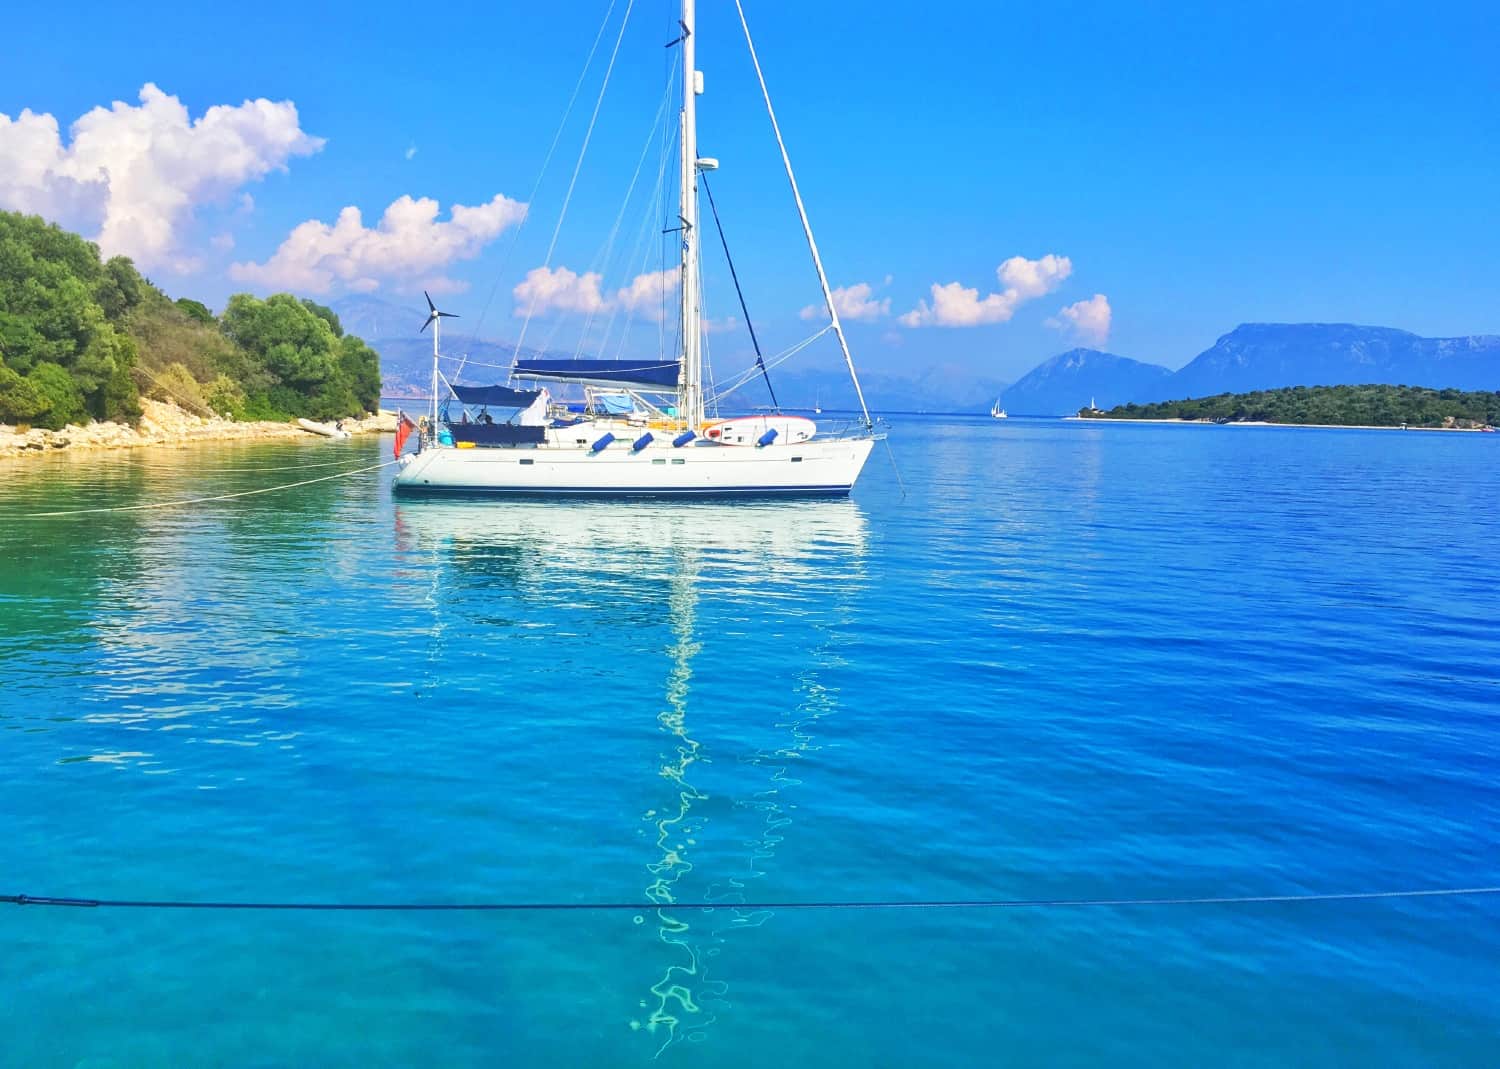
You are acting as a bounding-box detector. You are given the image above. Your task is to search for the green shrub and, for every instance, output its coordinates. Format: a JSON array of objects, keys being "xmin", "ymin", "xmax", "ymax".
[
  {"xmin": 206, "ymin": 374, "xmax": 247, "ymax": 419},
  {"xmin": 25, "ymin": 361, "xmax": 88, "ymax": 428},
  {"xmin": 0, "ymin": 365, "xmax": 47, "ymax": 424},
  {"xmin": 174, "ymin": 297, "xmax": 215, "ymax": 325}
]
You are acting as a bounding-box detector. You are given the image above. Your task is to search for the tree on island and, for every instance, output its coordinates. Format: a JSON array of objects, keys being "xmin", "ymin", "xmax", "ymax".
[{"xmin": 0, "ymin": 210, "xmax": 382, "ymax": 429}]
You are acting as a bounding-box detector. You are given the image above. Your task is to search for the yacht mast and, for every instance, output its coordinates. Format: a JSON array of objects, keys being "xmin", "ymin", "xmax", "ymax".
[
  {"xmin": 677, "ymin": 0, "xmax": 702, "ymax": 429},
  {"xmin": 430, "ymin": 316, "xmax": 440, "ymax": 430}
]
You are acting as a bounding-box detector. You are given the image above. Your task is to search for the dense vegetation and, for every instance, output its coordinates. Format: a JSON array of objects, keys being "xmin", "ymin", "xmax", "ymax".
[
  {"xmin": 0, "ymin": 211, "xmax": 380, "ymax": 429},
  {"xmin": 1090, "ymin": 384, "xmax": 1500, "ymax": 429}
]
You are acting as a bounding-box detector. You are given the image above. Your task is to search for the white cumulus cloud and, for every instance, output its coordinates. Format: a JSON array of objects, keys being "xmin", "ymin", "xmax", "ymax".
[
  {"xmin": 515, "ymin": 264, "xmax": 681, "ymax": 321},
  {"xmin": 800, "ymin": 281, "xmax": 891, "ymax": 322},
  {"xmin": 1047, "ymin": 293, "xmax": 1112, "ymax": 346},
  {"xmin": 899, "ymin": 254, "xmax": 1072, "ymax": 328},
  {"xmin": 0, "ymin": 83, "xmax": 323, "ymax": 271},
  {"xmin": 512, "ymin": 265, "xmax": 610, "ymax": 316},
  {"xmin": 230, "ymin": 193, "xmax": 527, "ymax": 295}
]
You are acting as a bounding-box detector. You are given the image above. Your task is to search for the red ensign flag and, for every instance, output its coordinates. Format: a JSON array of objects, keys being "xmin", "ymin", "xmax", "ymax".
[{"xmin": 393, "ymin": 412, "xmax": 417, "ymax": 459}]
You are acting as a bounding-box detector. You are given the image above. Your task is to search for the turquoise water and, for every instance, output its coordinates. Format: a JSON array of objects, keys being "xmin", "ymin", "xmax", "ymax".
[{"xmin": 2, "ymin": 417, "xmax": 1498, "ymax": 1066}]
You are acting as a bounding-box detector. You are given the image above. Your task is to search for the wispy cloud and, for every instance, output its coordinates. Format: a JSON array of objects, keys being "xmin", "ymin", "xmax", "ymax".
[
  {"xmin": 404, "ymin": 144, "xmax": 417, "ymax": 161},
  {"xmin": 0, "ymin": 83, "xmax": 323, "ymax": 271},
  {"xmin": 230, "ymin": 193, "xmax": 526, "ymax": 294},
  {"xmin": 1047, "ymin": 293, "xmax": 1112, "ymax": 345},
  {"xmin": 613, "ymin": 267, "xmax": 679, "ymax": 321},
  {"xmin": 899, "ymin": 254, "xmax": 1072, "ymax": 328}
]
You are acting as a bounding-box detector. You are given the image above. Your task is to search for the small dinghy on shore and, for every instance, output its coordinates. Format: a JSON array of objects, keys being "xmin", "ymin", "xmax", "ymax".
[{"xmin": 297, "ymin": 418, "xmax": 351, "ymax": 440}]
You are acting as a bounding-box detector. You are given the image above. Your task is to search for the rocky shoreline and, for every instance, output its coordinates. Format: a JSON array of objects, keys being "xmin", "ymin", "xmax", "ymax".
[{"xmin": 0, "ymin": 399, "xmax": 398, "ymax": 459}]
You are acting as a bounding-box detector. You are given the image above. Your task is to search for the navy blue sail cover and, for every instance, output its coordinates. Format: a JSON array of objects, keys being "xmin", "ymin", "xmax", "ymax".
[
  {"xmin": 512, "ymin": 359, "xmax": 680, "ymax": 389},
  {"xmin": 447, "ymin": 424, "xmax": 547, "ymax": 446},
  {"xmin": 451, "ymin": 384, "xmax": 542, "ymax": 408}
]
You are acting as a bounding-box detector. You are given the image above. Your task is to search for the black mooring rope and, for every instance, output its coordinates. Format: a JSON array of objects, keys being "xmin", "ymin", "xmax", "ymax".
[
  {"xmin": 5, "ymin": 886, "xmax": 1499, "ymax": 913},
  {"xmin": 700, "ymin": 172, "xmax": 781, "ymax": 411}
]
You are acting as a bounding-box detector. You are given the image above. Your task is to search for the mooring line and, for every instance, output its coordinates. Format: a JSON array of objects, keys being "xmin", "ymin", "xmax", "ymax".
[
  {"xmin": 156, "ymin": 455, "xmax": 379, "ymax": 474},
  {"xmin": 5, "ymin": 886, "xmax": 1497, "ymax": 913},
  {"xmin": 18, "ymin": 460, "xmax": 399, "ymax": 518}
]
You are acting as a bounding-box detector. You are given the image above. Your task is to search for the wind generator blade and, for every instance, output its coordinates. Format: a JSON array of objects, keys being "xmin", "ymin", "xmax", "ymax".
[
  {"xmin": 438, "ymin": 311, "xmax": 461, "ymax": 319},
  {"xmin": 420, "ymin": 317, "xmax": 432, "ymax": 333},
  {"xmin": 424, "ymin": 290, "xmax": 438, "ymax": 313}
]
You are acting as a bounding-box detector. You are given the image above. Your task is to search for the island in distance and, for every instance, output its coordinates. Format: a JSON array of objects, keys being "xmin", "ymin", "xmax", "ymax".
[
  {"xmin": 336, "ymin": 289, "xmax": 1500, "ymax": 417},
  {"xmin": 1085, "ymin": 384, "xmax": 1499, "ymax": 431}
]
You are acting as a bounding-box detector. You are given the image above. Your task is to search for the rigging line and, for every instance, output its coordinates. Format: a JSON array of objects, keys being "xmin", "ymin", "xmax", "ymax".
[
  {"xmin": 137, "ymin": 455, "xmax": 383, "ymax": 474},
  {"xmin": 566, "ymin": 67, "xmax": 679, "ymax": 360},
  {"xmin": 600, "ymin": 72, "xmax": 681, "ymax": 364},
  {"xmin": 469, "ymin": 0, "xmax": 621, "ymax": 344},
  {"xmin": 709, "ymin": 326, "xmax": 830, "ymax": 405},
  {"xmin": 17, "ymin": 460, "xmax": 399, "ymax": 518},
  {"xmin": 437, "ymin": 355, "xmax": 517, "ymax": 371},
  {"xmin": 513, "ymin": 0, "xmax": 640, "ymax": 362},
  {"xmin": 882, "ymin": 437, "xmax": 908, "ymax": 500},
  {"xmin": 657, "ymin": 45, "xmax": 675, "ymax": 365},
  {"xmin": 698, "ymin": 243, "xmax": 716, "ymax": 410},
  {"xmin": 659, "ymin": 100, "xmax": 675, "ymax": 363},
  {"xmin": 130, "ymin": 365, "xmax": 219, "ymax": 419},
  {"xmin": 733, "ymin": 0, "xmax": 873, "ymax": 430},
  {"xmin": 606, "ymin": 164, "xmax": 670, "ymax": 364},
  {"xmin": 700, "ymin": 173, "xmax": 778, "ymax": 411},
  {"xmin": 6, "ymin": 886, "xmax": 1500, "ymax": 913}
]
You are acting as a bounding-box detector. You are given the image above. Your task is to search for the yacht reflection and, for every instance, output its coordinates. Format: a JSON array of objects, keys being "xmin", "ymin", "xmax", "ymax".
[
  {"xmin": 391, "ymin": 498, "xmax": 868, "ymax": 578},
  {"xmin": 391, "ymin": 498, "xmax": 868, "ymax": 1057}
]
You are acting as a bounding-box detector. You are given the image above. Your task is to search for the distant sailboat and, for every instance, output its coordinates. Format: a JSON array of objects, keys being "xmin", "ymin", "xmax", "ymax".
[
  {"xmin": 990, "ymin": 399, "xmax": 1007, "ymax": 419},
  {"xmin": 814, "ymin": 389, "xmax": 822, "ymax": 415}
]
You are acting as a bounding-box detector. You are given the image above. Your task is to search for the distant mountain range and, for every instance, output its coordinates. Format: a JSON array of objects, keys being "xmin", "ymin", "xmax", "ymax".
[
  {"xmin": 1167, "ymin": 323, "xmax": 1500, "ymax": 397},
  {"xmin": 1002, "ymin": 324, "xmax": 1500, "ymax": 415},
  {"xmin": 335, "ymin": 295, "xmax": 1500, "ymax": 417}
]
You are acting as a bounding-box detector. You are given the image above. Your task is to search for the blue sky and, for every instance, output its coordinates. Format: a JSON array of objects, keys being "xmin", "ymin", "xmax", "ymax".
[{"xmin": 3, "ymin": 0, "xmax": 1496, "ymax": 380}]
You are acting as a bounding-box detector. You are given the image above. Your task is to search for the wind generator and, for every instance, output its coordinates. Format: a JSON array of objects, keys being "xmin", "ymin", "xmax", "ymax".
[{"xmin": 420, "ymin": 290, "xmax": 459, "ymax": 430}]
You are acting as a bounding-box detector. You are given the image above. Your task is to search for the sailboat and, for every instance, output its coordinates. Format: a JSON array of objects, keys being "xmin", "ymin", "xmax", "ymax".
[
  {"xmin": 990, "ymin": 399, "xmax": 1007, "ymax": 419},
  {"xmin": 393, "ymin": 0, "xmax": 879, "ymax": 498}
]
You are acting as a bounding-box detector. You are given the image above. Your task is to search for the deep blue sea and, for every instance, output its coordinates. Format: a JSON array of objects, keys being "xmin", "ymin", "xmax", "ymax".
[{"xmin": 2, "ymin": 416, "xmax": 1498, "ymax": 1067}]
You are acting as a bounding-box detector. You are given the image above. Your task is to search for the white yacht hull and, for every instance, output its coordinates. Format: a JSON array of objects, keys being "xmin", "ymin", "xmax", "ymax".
[{"xmin": 393, "ymin": 437, "xmax": 874, "ymax": 497}]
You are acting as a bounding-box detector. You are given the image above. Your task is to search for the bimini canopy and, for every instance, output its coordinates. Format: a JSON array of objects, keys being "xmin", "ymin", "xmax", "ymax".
[
  {"xmin": 451, "ymin": 384, "xmax": 542, "ymax": 408},
  {"xmin": 512, "ymin": 359, "xmax": 680, "ymax": 390}
]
